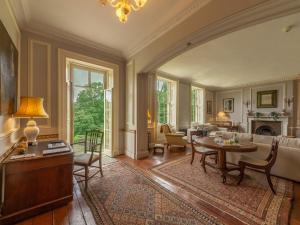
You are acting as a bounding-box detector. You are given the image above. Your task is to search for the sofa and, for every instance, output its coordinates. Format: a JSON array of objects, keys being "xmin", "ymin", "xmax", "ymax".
[
  {"xmin": 215, "ymin": 131, "xmax": 300, "ymax": 182},
  {"xmin": 186, "ymin": 123, "xmax": 228, "ymax": 143}
]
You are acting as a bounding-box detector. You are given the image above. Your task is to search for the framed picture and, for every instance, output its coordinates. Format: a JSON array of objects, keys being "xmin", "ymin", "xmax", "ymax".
[
  {"xmin": 223, "ymin": 98, "xmax": 234, "ymax": 113},
  {"xmin": 257, "ymin": 90, "xmax": 277, "ymax": 108},
  {"xmin": 206, "ymin": 100, "xmax": 212, "ymax": 114},
  {"xmin": 0, "ymin": 20, "xmax": 18, "ymax": 115}
]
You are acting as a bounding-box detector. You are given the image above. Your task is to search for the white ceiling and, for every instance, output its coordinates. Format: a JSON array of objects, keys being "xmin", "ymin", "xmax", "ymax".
[
  {"xmin": 159, "ymin": 12, "xmax": 300, "ymax": 89},
  {"xmin": 10, "ymin": 0, "xmax": 210, "ymax": 58}
]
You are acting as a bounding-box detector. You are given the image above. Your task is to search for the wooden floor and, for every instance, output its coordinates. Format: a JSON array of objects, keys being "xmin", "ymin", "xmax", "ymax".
[{"xmin": 16, "ymin": 148, "xmax": 300, "ymax": 225}]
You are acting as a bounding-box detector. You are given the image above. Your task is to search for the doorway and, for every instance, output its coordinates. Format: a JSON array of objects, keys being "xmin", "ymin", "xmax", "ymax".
[
  {"xmin": 66, "ymin": 59, "xmax": 113, "ymax": 156},
  {"xmin": 70, "ymin": 64, "xmax": 105, "ymax": 143}
]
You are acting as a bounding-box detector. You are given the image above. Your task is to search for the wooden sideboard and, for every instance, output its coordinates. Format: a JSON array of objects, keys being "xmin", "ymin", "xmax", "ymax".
[{"xmin": 0, "ymin": 141, "xmax": 74, "ymax": 225}]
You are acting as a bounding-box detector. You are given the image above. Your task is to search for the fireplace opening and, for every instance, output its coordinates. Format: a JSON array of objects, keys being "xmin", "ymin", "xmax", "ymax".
[
  {"xmin": 251, "ymin": 120, "xmax": 281, "ymax": 136},
  {"xmin": 255, "ymin": 125, "xmax": 275, "ymax": 136}
]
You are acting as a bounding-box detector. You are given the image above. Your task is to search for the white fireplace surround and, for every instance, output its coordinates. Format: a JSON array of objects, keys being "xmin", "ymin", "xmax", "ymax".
[{"xmin": 247, "ymin": 116, "xmax": 289, "ymax": 136}]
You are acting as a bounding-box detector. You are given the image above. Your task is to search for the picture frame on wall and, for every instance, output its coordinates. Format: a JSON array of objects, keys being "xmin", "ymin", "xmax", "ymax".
[
  {"xmin": 223, "ymin": 98, "xmax": 234, "ymax": 113},
  {"xmin": 0, "ymin": 20, "xmax": 18, "ymax": 115},
  {"xmin": 206, "ymin": 100, "xmax": 212, "ymax": 114},
  {"xmin": 257, "ymin": 90, "xmax": 277, "ymax": 108}
]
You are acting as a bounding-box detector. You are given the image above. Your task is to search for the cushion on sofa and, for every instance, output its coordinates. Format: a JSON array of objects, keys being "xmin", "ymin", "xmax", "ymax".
[
  {"xmin": 278, "ymin": 137, "xmax": 300, "ymax": 149},
  {"xmin": 237, "ymin": 133, "xmax": 253, "ymax": 144},
  {"xmin": 253, "ymin": 134, "xmax": 275, "ymax": 145}
]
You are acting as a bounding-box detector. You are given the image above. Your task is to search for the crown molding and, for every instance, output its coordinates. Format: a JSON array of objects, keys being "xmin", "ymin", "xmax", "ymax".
[
  {"xmin": 211, "ymin": 74, "xmax": 300, "ymax": 91},
  {"xmin": 4, "ymin": 0, "xmax": 21, "ymax": 34},
  {"xmin": 126, "ymin": 0, "xmax": 212, "ymax": 58},
  {"xmin": 158, "ymin": 70, "xmax": 300, "ymax": 91},
  {"xmin": 8, "ymin": 0, "xmax": 30, "ymax": 27},
  {"xmin": 22, "ymin": 23, "xmax": 126, "ymax": 62},
  {"xmin": 9, "ymin": 0, "xmax": 125, "ymax": 61}
]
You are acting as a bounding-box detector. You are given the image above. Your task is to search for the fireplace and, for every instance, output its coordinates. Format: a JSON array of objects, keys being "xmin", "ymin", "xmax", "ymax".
[{"xmin": 251, "ymin": 120, "xmax": 281, "ymax": 136}]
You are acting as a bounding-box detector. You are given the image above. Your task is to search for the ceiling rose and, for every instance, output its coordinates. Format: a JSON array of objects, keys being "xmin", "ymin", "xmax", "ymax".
[{"xmin": 100, "ymin": 0, "xmax": 148, "ymax": 23}]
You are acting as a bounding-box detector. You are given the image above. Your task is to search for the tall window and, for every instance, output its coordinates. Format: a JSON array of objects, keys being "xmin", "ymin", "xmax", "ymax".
[
  {"xmin": 191, "ymin": 86, "xmax": 204, "ymax": 123},
  {"xmin": 156, "ymin": 77, "xmax": 177, "ymax": 125},
  {"xmin": 71, "ymin": 64, "xmax": 105, "ymax": 142}
]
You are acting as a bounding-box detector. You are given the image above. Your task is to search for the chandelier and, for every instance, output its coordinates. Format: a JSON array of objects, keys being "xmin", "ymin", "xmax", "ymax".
[{"xmin": 100, "ymin": 0, "xmax": 147, "ymax": 23}]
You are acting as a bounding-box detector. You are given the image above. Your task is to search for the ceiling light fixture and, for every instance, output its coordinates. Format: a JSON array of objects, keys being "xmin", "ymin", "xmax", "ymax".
[{"xmin": 100, "ymin": 0, "xmax": 147, "ymax": 23}]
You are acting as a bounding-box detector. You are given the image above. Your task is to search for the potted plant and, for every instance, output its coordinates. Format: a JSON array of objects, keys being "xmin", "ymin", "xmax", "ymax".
[
  {"xmin": 270, "ymin": 111, "xmax": 280, "ymax": 121},
  {"xmin": 255, "ymin": 112, "xmax": 263, "ymax": 118}
]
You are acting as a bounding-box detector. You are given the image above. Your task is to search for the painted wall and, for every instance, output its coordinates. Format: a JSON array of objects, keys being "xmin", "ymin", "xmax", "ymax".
[
  {"xmin": 205, "ymin": 90, "xmax": 215, "ymax": 122},
  {"xmin": 0, "ymin": 0, "xmax": 22, "ymax": 158},
  {"xmin": 178, "ymin": 82, "xmax": 191, "ymax": 129},
  {"xmin": 214, "ymin": 80, "xmax": 296, "ymax": 134},
  {"xmin": 20, "ymin": 31, "xmax": 126, "ymax": 154}
]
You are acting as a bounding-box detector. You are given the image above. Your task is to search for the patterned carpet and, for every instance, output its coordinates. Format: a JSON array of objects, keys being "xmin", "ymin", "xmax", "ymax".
[
  {"xmin": 150, "ymin": 154, "xmax": 294, "ymax": 225},
  {"xmin": 75, "ymin": 161, "xmax": 222, "ymax": 225}
]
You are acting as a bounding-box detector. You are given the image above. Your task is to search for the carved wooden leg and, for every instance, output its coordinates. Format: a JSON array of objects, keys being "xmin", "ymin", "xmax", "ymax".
[
  {"xmin": 218, "ymin": 150, "xmax": 227, "ymax": 183},
  {"xmin": 266, "ymin": 169, "xmax": 276, "ymax": 194},
  {"xmin": 190, "ymin": 151, "xmax": 195, "ymax": 165},
  {"xmin": 237, "ymin": 163, "xmax": 245, "ymax": 185},
  {"xmin": 201, "ymin": 154, "xmax": 207, "ymax": 173},
  {"xmin": 99, "ymin": 157, "xmax": 103, "ymax": 177}
]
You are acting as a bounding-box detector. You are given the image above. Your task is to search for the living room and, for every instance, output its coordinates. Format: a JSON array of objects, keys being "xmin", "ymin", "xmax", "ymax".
[{"xmin": 0, "ymin": 0, "xmax": 300, "ymax": 225}]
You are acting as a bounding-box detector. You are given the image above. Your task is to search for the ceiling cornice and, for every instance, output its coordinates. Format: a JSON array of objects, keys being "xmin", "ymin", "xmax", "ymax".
[
  {"xmin": 158, "ymin": 69, "xmax": 300, "ymax": 91},
  {"xmin": 196, "ymin": 74, "xmax": 300, "ymax": 91},
  {"xmin": 9, "ymin": 0, "xmax": 212, "ymax": 60},
  {"xmin": 9, "ymin": 0, "xmax": 125, "ymax": 61},
  {"xmin": 126, "ymin": 0, "xmax": 212, "ymax": 58},
  {"xmin": 22, "ymin": 22, "xmax": 125, "ymax": 61}
]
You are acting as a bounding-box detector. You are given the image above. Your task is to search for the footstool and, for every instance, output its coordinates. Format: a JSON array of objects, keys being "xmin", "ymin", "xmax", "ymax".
[{"xmin": 153, "ymin": 144, "xmax": 165, "ymax": 154}]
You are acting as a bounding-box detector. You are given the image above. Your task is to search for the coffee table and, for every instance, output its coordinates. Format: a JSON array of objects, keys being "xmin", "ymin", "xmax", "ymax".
[{"xmin": 195, "ymin": 137, "xmax": 257, "ymax": 183}]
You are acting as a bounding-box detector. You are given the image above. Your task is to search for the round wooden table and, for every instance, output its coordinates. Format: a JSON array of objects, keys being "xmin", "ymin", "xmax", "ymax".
[{"xmin": 195, "ymin": 137, "xmax": 257, "ymax": 183}]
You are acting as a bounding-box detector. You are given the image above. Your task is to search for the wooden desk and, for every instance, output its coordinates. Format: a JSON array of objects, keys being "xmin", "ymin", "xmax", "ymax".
[
  {"xmin": 0, "ymin": 141, "xmax": 74, "ymax": 225},
  {"xmin": 195, "ymin": 137, "xmax": 257, "ymax": 183}
]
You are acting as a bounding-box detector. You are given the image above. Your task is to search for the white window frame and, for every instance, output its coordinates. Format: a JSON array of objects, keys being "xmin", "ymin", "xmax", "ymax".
[
  {"xmin": 156, "ymin": 76, "xmax": 178, "ymax": 127},
  {"xmin": 191, "ymin": 86, "xmax": 204, "ymax": 124}
]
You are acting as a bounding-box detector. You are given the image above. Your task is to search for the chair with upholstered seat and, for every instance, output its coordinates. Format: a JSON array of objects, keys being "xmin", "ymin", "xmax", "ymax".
[
  {"xmin": 190, "ymin": 131, "xmax": 218, "ymax": 172},
  {"xmin": 73, "ymin": 129, "xmax": 104, "ymax": 190},
  {"xmin": 160, "ymin": 124, "xmax": 187, "ymax": 151},
  {"xmin": 237, "ymin": 139, "xmax": 279, "ymax": 194}
]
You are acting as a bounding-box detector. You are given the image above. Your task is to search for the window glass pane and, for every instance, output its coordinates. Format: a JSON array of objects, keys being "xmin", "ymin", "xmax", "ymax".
[
  {"xmin": 157, "ymin": 79, "xmax": 169, "ymax": 124},
  {"xmin": 73, "ymin": 86, "xmax": 86, "ymax": 103},
  {"xmin": 91, "ymin": 71, "xmax": 104, "ymax": 85},
  {"xmin": 73, "ymin": 67, "xmax": 89, "ymax": 86}
]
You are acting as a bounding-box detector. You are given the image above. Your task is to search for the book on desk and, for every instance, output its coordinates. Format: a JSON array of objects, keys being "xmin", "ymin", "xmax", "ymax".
[{"xmin": 0, "ymin": 140, "xmax": 74, "ymax": 225}]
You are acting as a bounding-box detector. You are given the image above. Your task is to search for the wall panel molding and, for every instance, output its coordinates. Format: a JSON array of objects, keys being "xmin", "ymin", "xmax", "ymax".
[{"xmin": 28, "ymin": 39, "xmax": 52, "ymax": 131}]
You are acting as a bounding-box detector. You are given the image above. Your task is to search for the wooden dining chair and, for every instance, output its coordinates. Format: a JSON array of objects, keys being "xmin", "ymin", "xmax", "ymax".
[
  {"xmin": 237, "ymin": 139, "xmax": 279, "ymax": 194},
  {"xmin": 190, "ymin": 131, "xmax": 218, "ymax": 172},
  {"xmin": 73, "ymin": 129, "xmax": 104, "ymax": 190}
]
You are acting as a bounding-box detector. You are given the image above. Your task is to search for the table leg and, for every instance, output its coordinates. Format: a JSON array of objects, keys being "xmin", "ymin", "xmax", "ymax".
[{"xmin": 218, "ymin": 150, "xmax": 227, "ymax": 183}]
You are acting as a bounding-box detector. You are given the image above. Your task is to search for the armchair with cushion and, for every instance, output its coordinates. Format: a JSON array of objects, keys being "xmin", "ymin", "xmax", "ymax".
[{"xmin": 160, "ymin": 124, "xmax": 187, "ymax": 151}]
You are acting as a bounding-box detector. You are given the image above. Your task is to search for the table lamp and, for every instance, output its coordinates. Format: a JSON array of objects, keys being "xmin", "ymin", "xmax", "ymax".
[{"xmin": 15, "ymin": 97, "xmax": 49, "ymax": 145}]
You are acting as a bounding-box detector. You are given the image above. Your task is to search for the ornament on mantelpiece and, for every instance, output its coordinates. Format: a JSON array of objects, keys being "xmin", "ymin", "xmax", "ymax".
[{"xmin": 247, "ymin": 110, "xmax": 254, "ymax": 116}]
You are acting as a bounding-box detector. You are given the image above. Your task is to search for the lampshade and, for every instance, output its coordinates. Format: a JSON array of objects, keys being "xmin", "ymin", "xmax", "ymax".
[
  {"xmin": 217, "ymin": 111, "xmax": 226, "ymax": 118},
  {"xmin": 15, "ymin": 97, "xmax": 49, "ymax": 118}
]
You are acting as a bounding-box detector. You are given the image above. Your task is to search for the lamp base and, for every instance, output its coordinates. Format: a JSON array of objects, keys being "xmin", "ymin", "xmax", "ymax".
[{"xmin": 24, "ymin": 119, "xmax": 40, "ymax": 145}]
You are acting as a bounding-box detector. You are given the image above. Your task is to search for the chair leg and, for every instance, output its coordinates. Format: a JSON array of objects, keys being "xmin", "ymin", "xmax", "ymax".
[
  {"xmin": 99, "ymin": 157, "xmax": 103, "ymax": 177},
  {"xmin": 191, "ymin": 151, "xmax": 195, "ymax": 165},
  {"xmin": 266, "ymin": 169, "xmax": 276, "ymax": 195},
  {"xmin": 237, "ymin": 163, "xmax": 245, "ymax": 185},
  {"xmin": 214, "ymin": 155, "xmax": 218, "ymax": 164},
  {"xmin": 201, "ymin": 154, "xmax": 207, "ymax": 173},
  {"xmin": 84, "ymin": 166, "xmax": 89, "ymax": 190}
]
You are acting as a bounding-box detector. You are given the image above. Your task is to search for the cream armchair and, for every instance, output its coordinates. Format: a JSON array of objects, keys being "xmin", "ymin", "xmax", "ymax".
[{"xmin": 160, "ymin": 124, "xmax": 187, "ymax": 150}]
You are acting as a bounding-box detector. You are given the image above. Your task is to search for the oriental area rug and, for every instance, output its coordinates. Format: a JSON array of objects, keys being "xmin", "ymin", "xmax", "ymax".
[
  {"xmin": 150, "ymin": 155, "xmax": 294, "ymax": 225},
  {"xmin": 75, "ymin": 161, "xmax": 222, "ymax": 225}
]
